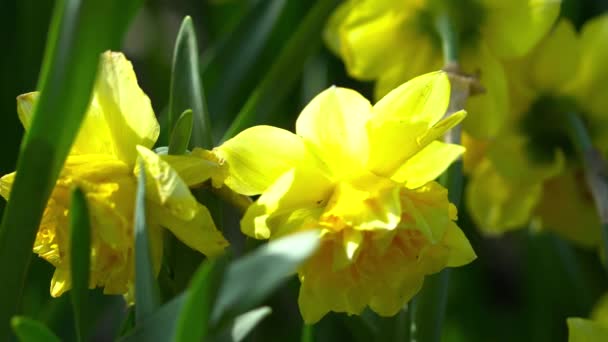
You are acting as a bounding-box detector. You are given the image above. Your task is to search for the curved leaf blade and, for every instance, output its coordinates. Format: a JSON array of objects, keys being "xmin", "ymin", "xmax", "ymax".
[
  {"xmin": 169, "ymin": 16, "xmax": 212, "ymax": 149},
  {"xmin": 69, "ymin": 187, "xmax": 91, "ymax": 342}
]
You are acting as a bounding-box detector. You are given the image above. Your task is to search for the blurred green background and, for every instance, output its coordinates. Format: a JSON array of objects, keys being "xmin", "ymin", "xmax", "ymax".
[{"xmin": 1, "ymin": 0, "xmax": 607, "ymax": 341}]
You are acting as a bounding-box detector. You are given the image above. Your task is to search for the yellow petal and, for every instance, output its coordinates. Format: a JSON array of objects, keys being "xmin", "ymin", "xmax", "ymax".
[
  {"xmin": 529, "ymin": 19, "xmax": 580, "ymax": 92},
  {"xmin": 466, "ymin": 159, "xmax": 543, "ymax": 233},
  {"xmin": 338, "ymin": 6, "xmax": 409, "ymax": 80},
  {"xmin": 461, "ymin": 43, "xmax": 509, "ymax": 139},
  {"xmin": 161, "ymin": 153, "xmax": 222, "ymax": 188},
  {"xmin": 373, "ymin": 39, "xmax": 443, "ymax": 100},
  {"xmin": 391, "ymin": 141, "xmax": 465, "ymax": 188},
  {"xmin": 565, "ymin": 14, "xmax": 608, "ymax": 125},
  {"xmin": 481, "ymin": 0, "xmax": 561, "ymax": 59},
  {"xmin": 93, "ymin": 51, "xmax": 159, "ymax": 165},
  {"xmin": 442, "ymin": 222, "xmax": 476, "ymax": 267},
  {"xmin": 567, "ymin": 318, "xmax": 608, "ymax": 342},
  {"xmin": 0, "ymin": 172, "xmax": 16, "ymax": 199},
  {"xmin": 241, "ymin": 168, "xmax": 334, "ymax": 239},
  {"xmin": 322, "ymin": 174, "xmax": 402, "ymax": 231},
  {"xmin": 400, "ymin": 182, "xmax": 453, "ymax": 243},
  {"xmin": 535, "ymin": 171, "xmax": 602, "ymax": 248},
  {"xmin": 149, "ymin": 202, "xmax": 228, "ymax": 257},
  {"xmin": 16, "ymin": 92, "xmax": 37, "ymax": 129},
  {"xmin": 367, "ymin": 72, "xmax": 453, "ymax": 176},
  {"xmin": 323, "ymin": 0, "xmax": 355, "ymax": 57},
  {"xmin": 295, "ymin": 86, "xmax": 372, "ymax": 176},
  {"xmin": 216, "ymin": 125, "xmax": 310, "ymax": 196},
  {"xmin": 50, "ymin": 266, "xmax": 71, "ymax": 297},
  {"xmin": 136, "ymin": 145, "xmax": 198, "ymax": 221},
  {"xmin": 373, "ymin": 71, "xmax": 450, "ymax": 127}
]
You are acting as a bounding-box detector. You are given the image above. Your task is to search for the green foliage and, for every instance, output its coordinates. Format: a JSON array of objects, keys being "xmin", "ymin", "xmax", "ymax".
[
  {"xmin": 134, "ymin": 163, "xmax": 161, "ymax": 323},
  {"xmin": 169, "ymin": 16, "xmax": 212, "ymax": 149},
  {"xmin": 0, "ymin": 0, "xmax": 140, "ymax": 338},
  {"xmin": 69, "ymin": 188, "xmax": 91, "ymax": 342},
  {"xmin": 11, "ymin": 317, "xmax": 61, "ymax": 342},
  {"xmin": 168, "ymin": 109, "xmax": 194, "ymax": 156}
]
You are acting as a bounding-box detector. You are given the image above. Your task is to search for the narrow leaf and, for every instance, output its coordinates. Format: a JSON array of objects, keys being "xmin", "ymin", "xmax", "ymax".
[
  {"xmin": 169, "ymin": 16, "xmax": 212, "ymax": 149},
  {"xmin": 11, "ymin": 317, "xmax": 60, "ymax": 342},
  {"xmin": 69, "ymin": 187, "xmax": 91, "ymax": 342},
  {"xmin": 221, "ymin": 0, "xmax": 339, "ymax": 141},
  {"xmin": 211, "ymin": 306, "xmax": 272, "ymax": 342},
  {"xmin": 203, "ymin": 0, "xmax": 288, "ymax": 127},
  {"xmin": 0, "ymin": 0, "xmax": 141, "ymax": 338},
  {"xmin": 134, "ymin": 161, "xmax": 161, "ymax": 323},
  {"xmin": 168, "ymin": 109, "xmax": 193, "ymax": 155},
  {"xmin": 118, "ymin": 295, "xmax": 185, "ymax": 342},
  {"xmin": 211, "ymin": 231, "xmax": 320, "ymax": 323},
  {"xmin": 172, "ymin": 257, "xmax": 227, "ymax": 341}
]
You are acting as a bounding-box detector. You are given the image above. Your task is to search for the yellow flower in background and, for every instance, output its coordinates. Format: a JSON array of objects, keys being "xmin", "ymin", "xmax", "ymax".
[
  {"xmin": 324, "ymin": 0, "xmax": 561, "ymax": 139},
  {"xmin": 213, "ymin": 71, "xmax": 476, "ymax": 323},
  {"xmin": 568, "ymin": 293, "xmax": 608, "ymax": 342},
  {"xmin": 0, "ymin": 51, "xmax": 228, "ymax": 299},
  {"xmin": 465, "ymin": 15, "xmax": 608, "ymax": 246}
]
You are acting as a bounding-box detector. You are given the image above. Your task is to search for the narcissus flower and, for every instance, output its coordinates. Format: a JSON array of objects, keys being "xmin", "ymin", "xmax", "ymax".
[
  {"xmin": 465, "ymin": 15, "xmax": 608, "ymax": 247},
  {"xmin": 0, "ymin": 51, "xmax": 228, "ymax": 299},
  {"xmin": 212, "ymin": 71, "xmax": 476, "ymax": 323},
  {"xmin": 324, "ymin": 0, "xmax": 561, "ymax": 139},
  {"xmin": 567, "ymin": 293, "xmax": 608, "ymax": 342}
]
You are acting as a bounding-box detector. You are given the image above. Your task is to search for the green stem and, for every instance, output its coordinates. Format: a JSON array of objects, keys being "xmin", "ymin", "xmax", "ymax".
[
  {"xmin": 563, "ymin": 111, "xmax": 608, "ymax": 271},
  {"xmin": 301, "ymin": 324, "xmax": 314, "ymax": 342},
  {"xmin": 434, "ymin": 12, "xmax": 459, "ymax": 64},
  {"xmin": 410, "ymin": 270, "xmax": 450, "ymax": 342}
]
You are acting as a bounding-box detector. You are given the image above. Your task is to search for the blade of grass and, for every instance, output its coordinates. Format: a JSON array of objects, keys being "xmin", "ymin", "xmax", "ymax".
[
  {"xmin": 0, "ymin": 0, "xmax": 140, "ymax": 338},
  {"xmin": 210, "ymin": 231, "xmax": 320, "ymax": 324},
  {"xmin": 169, "ymin": 16, "xmax": 212, "ymax": 149},
  {"xmin": 134, "ymin": 162, "xmax": 161, "ymax": 323},
  {"xmin": 69, "ymin": 188, "xmax": 91, "ymax": 342},
  {"xmin": 221, "ymin": 0, "xmax": 339, "ymax": 141},
  {"xmin": 11, "ymin": 316, "xmax": 60, "ymax": 342},
  {"xmin": 117, "ymin": 294, "xmax": 185, "ymax": 342},
  {"xmin": 211, "ymin": 306, "xmax": 272, "ymax": 342},
  {"xmin": 203, "ymin": 0, "xmax": 288, "ymax": 131},
  {"xmin": 172, "ymin": 257, "xmax": 226, "ymax": 341},
  {"xmin": 562, "ymin": 111, "xmax": 608, "ymax": 273},
  {"xmin": 168, "ymin": 109, "xmax": 193, "ymax": 155}
]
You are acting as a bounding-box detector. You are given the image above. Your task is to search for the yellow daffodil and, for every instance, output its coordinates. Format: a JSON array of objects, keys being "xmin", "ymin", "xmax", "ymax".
[
  {"xmin": 0, "ymin": 51, "xmax": 228, "ymax": 299},
  {"xmin": 568, "ymin": 293, "xmax": 608, "ymax": 342},
  {"xmin": 211, "ymin": 71, "xmax": 476, "ymax": 323},
  {"xmin": 324, "ymin": 0, "xmax": 561, "ymax": 139},
  {"xmin": 465, "ymin": 15, "xmax": 608, "ymax": 246}
]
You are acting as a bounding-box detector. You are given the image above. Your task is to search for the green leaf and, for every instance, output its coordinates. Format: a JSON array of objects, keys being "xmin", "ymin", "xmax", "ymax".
[
  {"xmin": 118, "ymin": 295, "xmax": 185, "ymax": 342},
  {"xmin": 168, "ymin": 109, "xmax": 194, "ymax": 155},
  {"xmin": 211, "ymin": 231, "xmax": 320, "ymax": 323},
  {"xmin": 0, "ymin": 0, "xmax": 141, "ymax": 338},
  {"xmin": 69, "ymin": 188, "xmax": 91, "ymax": 342},
  {"xmin": 203, "ymin": 0, "xmax": 288, "ymax": 129},
  {"xmin": 410, "ymin": 270, "xmax": 450, "ymax": 342},
  {"xmin": 172, "ymin": 257, "xmax": 227, "ymax": 341},
  {"xmin": 169, "ymin": 16, "xmax": 212, "ymax": 149},
  {"xmin": 211, "ymin": 306, "xmax": 272, "ymax": 342},
  {"xmin": 134, "ymin": 162, "xmax": 161, "ymax": 323},
  {"xmin": 221, "ymin": 0, "xmax": 339, "ymax": 141},
  {"xmin": 11, "ymin": 316, "xmax": 60, "ymax": 342}
]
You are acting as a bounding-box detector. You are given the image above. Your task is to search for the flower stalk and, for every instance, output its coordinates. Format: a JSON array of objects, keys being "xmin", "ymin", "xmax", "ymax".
[{"xmin": 563, "ymin": 111, "xmax": 608, "ymax": 271}]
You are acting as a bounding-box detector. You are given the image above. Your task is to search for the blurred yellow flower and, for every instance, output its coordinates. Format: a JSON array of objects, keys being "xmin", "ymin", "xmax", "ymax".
[
  {"xmin": 568, "ymin": 293, "xmax": 608, "ymax": 342},
  {"xmin": 0, "ymin": 51, "xmax": 228, "ymax": 299},
  {"xmin": 214, "ymin": 71, "xmax": 476, "ymax": 323},
  {"xmin": 324, "ymin": 0, "xmax": 561, "ymax": 139},
  {"xmin": 465, "ymin": 15, "xmax": 608, "ymax": 246}
]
